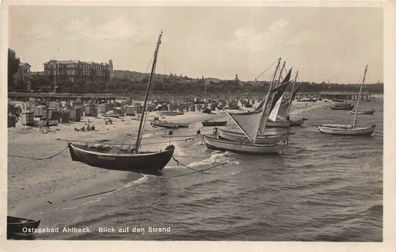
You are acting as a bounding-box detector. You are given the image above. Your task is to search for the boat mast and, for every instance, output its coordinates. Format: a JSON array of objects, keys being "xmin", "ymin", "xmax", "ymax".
[
  {"xmin": 286, "ymin": 70, "xmax": 299, "ymax": 118},
  {"xmin": 277, "ymin": 61, "xmax": 286, "ymax": 87},
  {"xmin": 135, "ymin": 32, "xmax": 163, "ymax": 153},
  {"xmin": 352, "ymin": 65, "xmax": 368, "ymax": 128},
  {"xmin": 253, "ymin": 58, "xmax": 281, "ymax": 143}
]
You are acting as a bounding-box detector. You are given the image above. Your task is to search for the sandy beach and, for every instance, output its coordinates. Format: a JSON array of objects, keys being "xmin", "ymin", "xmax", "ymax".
[{"xmin": 8, "ymin": 101, "xmax": 326, "ymax": 221}]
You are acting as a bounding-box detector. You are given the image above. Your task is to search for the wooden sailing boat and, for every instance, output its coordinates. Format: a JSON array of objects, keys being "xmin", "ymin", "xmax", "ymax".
[
  {"xmin": 204, "ymin": 58, "xmax": 288, "ymax": 154},
  {"xmin": 317, "ymin": 65, "xmax": 376, "ymax": 136},
  {"xmin": 215, "ymin": 59, "xmax": 292, "ymax": 144},
  {"xmin": 284, "ymin": 71, "xmax": 305, "ymax": 126},
  {"xmin": 68, "ymin": 32, "xmax": 175, "ymax": 174}
]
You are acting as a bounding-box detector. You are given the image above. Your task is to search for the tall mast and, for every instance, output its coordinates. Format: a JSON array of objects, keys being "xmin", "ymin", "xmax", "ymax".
[
  {"xmin": 135, "ymin": 32, "xmax": 163, "ymax": 153},
  {"xmin": 253, "ymin": 58, "xmax": 281, "ymax": 143},
  {"xmin": 276, "ymin": 61, "xmax": 286, "ymax": 87},
  {"xmin": 352, "ymin": 65, "xmax": 368, "ymax": 128},
  {"xmin": 286, "ymin": 70, "xmax": 299, "ymax": 118}
]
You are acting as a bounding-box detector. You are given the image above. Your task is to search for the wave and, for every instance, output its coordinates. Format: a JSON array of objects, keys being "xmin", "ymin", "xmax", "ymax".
[
  {"xmin": 123, "ymin": 175, "xmax": 151, "ymax": 188},
  {"xmin": 188, "ymin": 151, "xmax": 238, "ymax": 168}
]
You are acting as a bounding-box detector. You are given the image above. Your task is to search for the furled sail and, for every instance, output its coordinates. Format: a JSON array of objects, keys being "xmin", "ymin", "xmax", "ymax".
[{"xmin": 277, "ymin": 83, "xmax": 301, "ymax": 119}]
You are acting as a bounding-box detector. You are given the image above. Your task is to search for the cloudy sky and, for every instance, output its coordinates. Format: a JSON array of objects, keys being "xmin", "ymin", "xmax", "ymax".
[{"xmin": 9, "ymin": 6, "xmax": 383, "ymax": 83}]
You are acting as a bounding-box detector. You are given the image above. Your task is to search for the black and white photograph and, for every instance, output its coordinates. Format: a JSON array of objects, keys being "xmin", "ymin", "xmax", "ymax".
[{"xmin": 2, "ymin": 1, "xmax": 396, "ymax": 251}]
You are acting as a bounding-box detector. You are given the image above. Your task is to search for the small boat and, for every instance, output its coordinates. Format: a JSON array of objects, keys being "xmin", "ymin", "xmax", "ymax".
[
  {"xmin": 7, "ymin": 216, "xmax": 41, "ymax": 237},
  {"xmin": 68, "ymin": 143, "xmax": 175, "ymax": 174},
  {"xmin": 202, "ymin": 108, "xmax": 212, "ymax": 114},
  {"xmin": 68, "ymin": 32, "xmax": 175, "ymax": 174},
  {"xmin": 349, "ymin": 109, "xmax": 375, "ymax": 115},
  {"xmin": 202, "ymin": 120, "xmax": 227, "ymax": 127},
  {"xmin": 216, "ymin": 128, "xmax": 289, "ymax": 145},
  {"xmin": 152, "ymin": 120, "xmax": 189, "ymax": 129},
  {"xmin": 204, "ymin": 135, "xmax": 283, "ymax": 154},
  {"xmin": 104, "ymin": 111, "xmax": 120, "ymax": 118},
  {"xmin": 318, "ymin": 65, "xmax": 375, "ymax": 136},
  {"xmin": 317, "ymin": 124, "xmax": 375, "ymax": 136},
  {"xmin": 330, "ymin": 103, "xmax": 354, "ymax": 110}
]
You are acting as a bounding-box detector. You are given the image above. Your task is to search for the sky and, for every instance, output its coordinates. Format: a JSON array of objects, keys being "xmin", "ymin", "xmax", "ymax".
[{"xmin": 8, "ymin": 6, "xmax": 383, "ymax": 83}]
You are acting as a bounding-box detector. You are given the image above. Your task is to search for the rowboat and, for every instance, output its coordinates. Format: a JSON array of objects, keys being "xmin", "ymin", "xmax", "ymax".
[
  {"xmin": 349, "ymin": 109, "xmax": 375, "ymax": 115},
  {"xmin": 68, "ymin": 32, "xmax": 175, "ymax": 174},
  {"xmin": 204, "ymin": 135, "xmax": 283, "ymax": 154},
  {"xmin": 7, "ymin": 216, "xmax": 41, "ymax": 237},
  {"xmin": 202, "ymin": 120, "xmax": 227, "ymax": 127},
  {"xmin": 151, "ymin": 120, "xmax": 189, "ymax": 129},
  {"xmin": 289, "ymin": 118, "xmax": 305, "ymax": 126},
  {"xmin": 317, "ymin": 124, "xmax": 375, "ymax": 136},
  {"xmin": 157, "ymin": 111, "xmax": 184, "ymax": 116},
  {"xmin": 330, "ymin": 103, "xmax": 354, "ymax": 110},
  {"xmin": 318, "ymin": 65, "xmax": 376, "ymax": 136}
]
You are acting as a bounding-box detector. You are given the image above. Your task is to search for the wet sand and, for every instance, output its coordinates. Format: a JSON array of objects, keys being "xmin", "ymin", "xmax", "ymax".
[{"xmin": 7, "ymin": 101, "xmax": 326, "ymax": 220}]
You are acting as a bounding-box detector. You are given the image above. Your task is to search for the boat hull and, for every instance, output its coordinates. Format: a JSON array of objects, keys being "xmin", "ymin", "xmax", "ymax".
[
  {"xmin": 202, "ymin": 121, "xmax": 227, "ymax": 127},
  {"xmin": 289, "ymin": 118, "xmax": 305, "ymax": 126},
  {"xmin": 204, "ymin": 135, "xmax": 283, "ymax": 154},
  {"xmin": 266, "ymin": 119, "xmax": 291, "ymax": 128},
  {"xmin": 151, "ymin": 121, "xmax": 189, "ymax": 129},
  {"xmin": 7, "ymin": 216, "xmax": 41, "ymax": 238},
  {"xmin": 217, "ymin": 128, "xmax": 288, "ymax": 144},
  {"xmin": 330, "ymin": 104, "xmax": 354, "ymax": 110},
  {"xmin": 350, "ymin": 109, "xmax": 375, "ymax": 115},
  {"xmin": 317, "ymin": 124, "xmax": 375, "ymax": 136},
  {"xmin": 68, "ymin": 143, "xmax": 175, "ymax": 174}
]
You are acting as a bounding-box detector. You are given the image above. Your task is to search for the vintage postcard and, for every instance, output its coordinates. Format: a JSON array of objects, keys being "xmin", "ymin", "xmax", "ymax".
[{"xmin": 1, "ymin": 0, "xmax": 396, "ymax": 251}]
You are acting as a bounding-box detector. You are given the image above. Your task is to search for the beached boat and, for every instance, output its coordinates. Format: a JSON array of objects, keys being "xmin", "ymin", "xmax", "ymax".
[
  {"xmin": 318, "ymin": 65, "xmax": 375, "ymax": 136},
  {"xmin": 151, "ymin": 120, "xmax": 189, "ymax": 129},
  {"xmin": 330, "ymin": 103, "xmax": 354, "ymax": 110},
  {"xmin": 204, "ymin": 58, "xmax": 289, "ymax": 154},
  {"xmin": 7, "ymin": 216, "xmax": 41, "ymax": 237},
  {"xmin": 202, "ymin": 120, "xmax": 227, "ymax": 127},
  {"xmin": 68, "ymin": 32, "xmax": 175, "ymax": 174}
]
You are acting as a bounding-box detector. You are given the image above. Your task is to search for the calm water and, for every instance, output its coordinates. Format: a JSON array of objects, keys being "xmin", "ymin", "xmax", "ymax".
[{"xmin": 34, "ymin": 98, "xmax": 383, "ymax": 241}]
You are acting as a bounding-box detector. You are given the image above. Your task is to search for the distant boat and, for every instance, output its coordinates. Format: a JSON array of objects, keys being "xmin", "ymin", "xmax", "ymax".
[
  {"xmin": 266, "ymin": 119, "xmax": 292, "ymax": 128},
  {"xmin": 202, "ymin": 120, "xmax": 227, "ymax": 127},
  {"xmin": 151, "ymin": 120, "xmax": 189, "ymax": 129},
  {"xmin": 349, "ymin": 109, "xmax": 375, "ymax": 115},
  {"xmin": 68, "ymin": 32, "xmax": 175, "ymax": 174},
  {"xmin": 7, "ymin": 216, "xmax": 40, "ymax": 238},
  {"xmin": 318, "ymin": 65, "xmax": 375, "ymax": 136},
  {"xmin": 330, "ymin": 103, "xmax": 354, "ymax": 110},
  {"xmin": 202, "ymin": 108, "xmax": 212, "ymax": 114},
  {"xmin": 204, "ymin": 58, "xmax": 289, "ymax": 154}
]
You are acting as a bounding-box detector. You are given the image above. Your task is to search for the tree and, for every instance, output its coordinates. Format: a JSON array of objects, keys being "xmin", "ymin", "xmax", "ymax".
[{"xmin": 8, "ymin": 49, "xmax": 20, "ymax": 90}]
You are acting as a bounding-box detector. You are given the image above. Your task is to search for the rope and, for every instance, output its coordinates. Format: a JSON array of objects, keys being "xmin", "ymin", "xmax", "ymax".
[
  {"xmin": 171, "ymin": 156, "xmax": 210, "ymax": 174},
  {"xmin": 255, "ymin": 59, "xmax": 279, "ymax": 81},
  {"xmin": 166, "ymin": 161, "xmax": 230, "ymax": 179},
  {"xmin": 8, "ymin": 145, "xmax": 69, "ymax": 160}
]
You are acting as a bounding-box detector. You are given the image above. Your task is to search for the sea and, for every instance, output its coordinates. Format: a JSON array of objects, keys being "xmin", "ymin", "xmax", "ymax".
[{"xmin": 32, "ymin": 98, "xmax": 383, "ymax": 241}]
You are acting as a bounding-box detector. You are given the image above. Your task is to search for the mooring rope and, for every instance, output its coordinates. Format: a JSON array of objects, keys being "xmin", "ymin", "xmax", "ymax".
[
  {"xmin": 171, "ymin": 156, "xmax": 210, "ymax": 174},
  {"xmin": 8, "ymin": 145, "xmax": 69, "ymax": 160}
]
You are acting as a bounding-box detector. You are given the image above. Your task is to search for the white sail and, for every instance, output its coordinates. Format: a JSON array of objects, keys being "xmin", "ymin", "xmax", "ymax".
[
  {"xmin": 227, "ymin": 111, "xmax": 264, "ymax": 142},
  {"xmin": 268, "ymin": 94, "xmax": 284, "ymax": 121}
]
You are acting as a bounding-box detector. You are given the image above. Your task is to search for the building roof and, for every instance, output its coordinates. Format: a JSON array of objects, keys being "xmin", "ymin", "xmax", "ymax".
[
  {"xmin": 44, "ymin": 59, "xmax": 109, "ymax": 66},
  {"xmin": 19, "ymin": 62, "xmax": 31, "ymax": 67}
]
